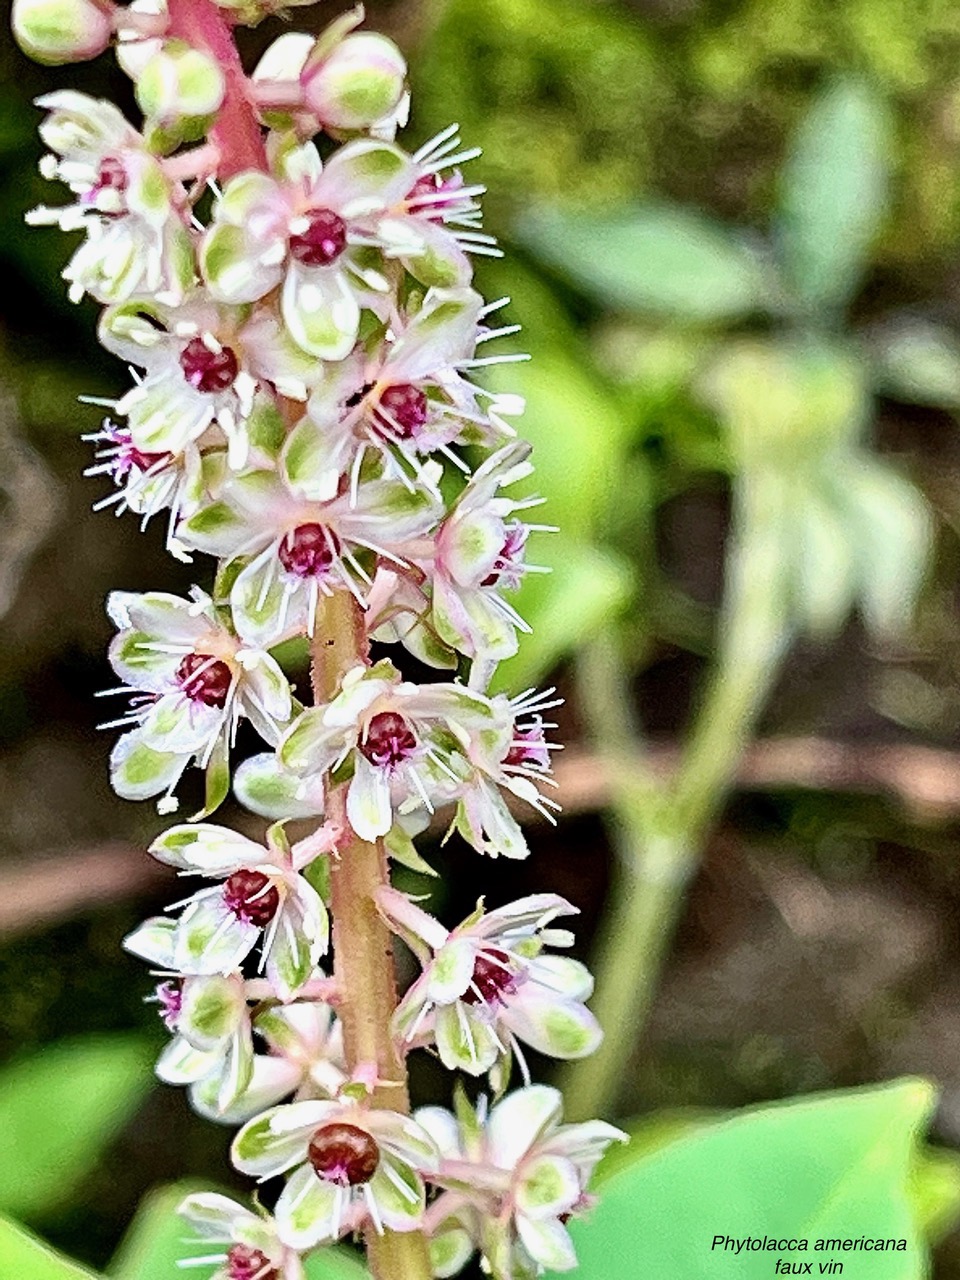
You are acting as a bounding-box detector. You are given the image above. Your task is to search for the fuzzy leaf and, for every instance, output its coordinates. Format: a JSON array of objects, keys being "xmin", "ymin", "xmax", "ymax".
[
  {"xmin": 518, "ymin": 206, "xmax": 770, "ymax": 322},
  {"xmin": 0, "ymin": 1036, "xmax": 152, "ymax": 1219}
]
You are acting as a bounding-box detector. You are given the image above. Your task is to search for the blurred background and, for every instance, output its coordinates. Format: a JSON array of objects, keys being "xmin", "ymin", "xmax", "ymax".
[{"xmin": 8, "ymin": 0, "xmax": 960, "ymax": 1273}]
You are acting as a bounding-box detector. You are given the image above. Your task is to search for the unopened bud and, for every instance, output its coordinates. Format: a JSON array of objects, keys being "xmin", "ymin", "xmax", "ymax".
[
  {"xmin": 12, "ymin": 0, "xmax": 112, "ymax": 64},
  {"xmin": 301, "ymin": 32, "xmax": 406, "ymax": 131},
  {"xmin": 135, "ymin": 39, "xmax": 225, "ymax": 125}
]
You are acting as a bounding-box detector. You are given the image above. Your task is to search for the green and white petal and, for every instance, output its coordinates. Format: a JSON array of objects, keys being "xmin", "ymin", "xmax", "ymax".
[
  {"xmin": 151, "ymin": 823, "xmax": 268, "ymax": 873},
  {"xmin": 232, "ymin": 1100, "xmax": 336, "ymax": 1179},
  {"xmin": 369, "ymin": 1153, "xmax": 426, "ymax": 1231},
  {"xmin": 177, "ymin": 974, "xmax": 245, "ymax": 1051},
  {"xmin": 281, "ymin": 263, "xmax": 360, "ymax": 361},
  {"xmin": 319, "ymin": 138, "xmax": 415, "ymax": 214},
  {"xmin": 515, "ymin": 1214, "xmax": 578, "ymax": 1273},
  {"xmin": 177, "ymin": 1191, "xmax": 260, "ymax": 1240},
  {"xmin": 265, "ymin": 887, "xmax": 329, "ymax": 1001},
  {"xmin": 110, "ymin": 590, "xmax": 211, "ymax": 643},
  {"xmin": 346, "ymin": 754, "xmax": 393, "ymax": 841},
  {"xmin": 426, "ymin": 937, "xmax": 475, "ymax": 1006},
  {"xmin": 239, "ymin": 649, "xmax": 294, "ymax": 725},
  {"xmin": 366, "ymin": 1111, "xmax": 440, "ymax": 1172},
  {"xmin": 230, "ymin": 549, "xmax": 294, "ymax": 650},
  {"xmin": 429, "ymin": 1218, "xmax": 475, "ymax": 1279},
  {"xmin": 110, "ymin": 730, "xmax": 187, "ymax": 802},
  {"xmin": 201, "ymin": 219, "xmax": 283, "ymax": 304},
  {"xmin": 156, "ymin": 1034, "xmax": 220, "ymax": 1085},
  {"xmin": 515, "ymin": 1154, "xmax": 580, "ymax": 1221},
  {"xmin": 138, "ymin": 692, "xmax": 224, "ymax": 755},
  {"xmin": 175, "ymin": 893, "xmax": 260, "ymax": 974},
  {"xmin": 280, "ymin": 415, "xmax": 342, "ymax": 502},
  {"xmin": 455, "ymin": 780, "xmax": 530, "ymax": 860},
  {"xmin": 486, "ymin": 1086, "xmax": 563, "ymax": 1172},
  {"xmin": 122, "ymin": 914, "xmax": 178, "ymax": 967},
  {"xmin": 387, "ymin": 288, "xmax": 483, "ymax": 383},
  {"xmin": 178, "ymin": 496, "xmax": 254, "ymax": 558},
  {"xmin": 214, "ymin": 1021, "xmax": 256, "ymax": 1113},
  {"xmin": 108, "ymin": 629, "xmax": 182, "ymax": 692},
  {"xmin": 280, "ymin": 707, "xmax": 346, "ymax": 775},
  {"xmin": 234, "ymin": 752, "xmax": 326, "ymax": 821},
  {"xmin": 434, "ymin": 1002, "xmax": 499, "ymax": 1076},
  {"xmin": 191, "ymin": 1053, "xmax": 301, "ymax": 1126},
  {"xmin": 274, "ymin": 1163, "xmax": 342, "ymax": 1248},
  {"xmin": 379, "ymin": 216, "xmax": 472, "ymax": 290},
  {"xmin": 527, "ymin": 955, "xmax": 594, "ymax": 1002}
]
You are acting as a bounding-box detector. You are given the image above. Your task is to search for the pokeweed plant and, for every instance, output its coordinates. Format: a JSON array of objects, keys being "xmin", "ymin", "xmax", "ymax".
[{"xmin": 9, "ymin": 1, "xmax": 627, "ymax": 1278}]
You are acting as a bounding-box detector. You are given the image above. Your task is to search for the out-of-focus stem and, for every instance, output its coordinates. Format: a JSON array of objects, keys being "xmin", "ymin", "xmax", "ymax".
[
  {"xmin": 562, "ymin": 471, "xmax": 790, "ymax": 1120},
  {"xmin": 311, "ymin": 592, "xmax": 433, "ymax": 1280}
]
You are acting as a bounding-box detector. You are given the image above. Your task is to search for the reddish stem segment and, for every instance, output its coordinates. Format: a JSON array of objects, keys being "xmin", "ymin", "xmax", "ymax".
[
  {"xmin": 165, "ymin": 0, "xmax": 267, "ymax": 177},
  {"xmin": 312, "ymin": 592, "xmax": 433, "ymax": 1280}
]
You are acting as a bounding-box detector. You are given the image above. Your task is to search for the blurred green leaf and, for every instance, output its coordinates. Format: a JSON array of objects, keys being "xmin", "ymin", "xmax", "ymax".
[
  {"xmin": 477, "ymin": 259, "xmax": 634, "ymax": 543},
  {"xmin": 701, "ymin": 339, "xmax": 869, "ymax": 468},
  {"xmin": 493, "ymin": 541, "xmax": 635, "ymax": 691},
  {"xmin": 108, "ymin": 1182, "xmax": 205, "ymax": 1280},
  {"xmin": 843, "ymin": 459, "xmax": 932, "ymax": 636},
  {"xmin": 778, "ymin": 78, "xmax": 891, "ymax": 315},
  {"xmin": 0, "ymin": 1036, "xmax": 152, "ymax": 1220},
  {"xmin": 909, "ymin": 1146, "xmax": 960, "ymax": 1244},
  {"xmin": 107, "ymin": 1182, "xmax": 371, "ymax": 1280},
  {"xmin": 567, "ymin": 1079, "xmax": 935, "ymax": 1279},
  {"xmin": 0, "ymin": 1213, "xmax": 101, "ymax": 1280},
  {"xmin": 869, "ymin": 319, "xmax": 960, "ymax": 409},
  {"xmin": 517, "ymin": 206, "xmax": 770, "ymax": 322},
  {"xmin": 593, "ymin": 1107, "xmax": 960, "ymax": 1246},
  {"xmin": 304, "ymin": 1247, "xmax": 372, "ymax": 1279}
]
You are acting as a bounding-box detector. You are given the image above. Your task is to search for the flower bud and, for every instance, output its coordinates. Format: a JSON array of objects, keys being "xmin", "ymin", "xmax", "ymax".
[
  {"xmin": 301, "ymin": 32, "xmax": 406, "ymax": 131},
  {"xmin": 135, "ymin": 38, "xmax": 225, "ymax": 126},
  {"xmin": 12, "ymin": 0, "xmax": 112, "ymax": 64}
]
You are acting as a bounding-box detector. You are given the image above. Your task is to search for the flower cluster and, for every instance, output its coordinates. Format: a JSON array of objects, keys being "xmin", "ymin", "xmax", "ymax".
[{"xmin": 14, "ymin": 0, "xmax": 624, "ymax": 1275}]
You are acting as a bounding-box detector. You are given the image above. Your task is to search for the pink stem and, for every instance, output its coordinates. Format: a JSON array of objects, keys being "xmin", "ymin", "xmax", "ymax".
[{"xmin": 166, "ymin": 0, "xmax": 267, "ymax": 178}]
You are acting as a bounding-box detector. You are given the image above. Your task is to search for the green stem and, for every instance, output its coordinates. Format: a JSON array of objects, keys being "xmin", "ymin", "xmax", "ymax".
[
  {"xmin": 561, "ymin": 470, "xmax": 791, "ymax": 1120},
  {"xmin": 312, "ymin": 593, "xmax": 433, "ymax": 1280}
]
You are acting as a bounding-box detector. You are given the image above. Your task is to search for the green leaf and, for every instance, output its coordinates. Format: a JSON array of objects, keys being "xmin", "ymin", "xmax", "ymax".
[
  {"xmin": 567, "ymin": 1078, "xmax": 936, "ymax": 1280},
  {"xmin": 517, "ymin": 205, "xmax": 770, "ymax": 322},
  {"xmin": 484, "ymin": 349, "xmax": 629, "ymax": 543},
  {"xmin": 108, "ymin": 1182, "xmax": 206, "ymax": 1280},
  {"xmin": 778, "ymin": 78, "xmax": 891, "ymax": 314},
  {"xmin": 0, "ymin": 1036, "xmax": 152, "ymax": 1221},
  {"xmin": 0, "ymin": 1213, "xmax": 102, "ymax": 1280},
  {"xmin": 493, "ymin": 541, "xmax": 635, "ymax": 691},
  {"xmin": 842, "ymin": 460, "xmax": 931, "ymax": 637},
  {"xmin": 869, "ymin": 319, "xmax": 960, "ymax": 410},
  {"xmin": 909, "ymin": 1146, "xmax": 960, "ymax": 1244},
  {"xmin": 304, "ymin": 1247, "xmax": 372, "ymax": 1279}
]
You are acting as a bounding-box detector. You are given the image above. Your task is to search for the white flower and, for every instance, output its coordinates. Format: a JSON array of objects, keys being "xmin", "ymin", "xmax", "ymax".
[
  {"xmin": 177, "ymin": 1193, "xmax": 305, "ymax": 1280},
  {"xmin": 419, "ymin": 1086, "xmax": 626, "ymax": 1278},
  {"xmin": 124, "ymin": 915, "xmax": 258, "ymax": 1113},
  {"xmin": 280, "ymin": 664, "xmax": 558, "ymax": 853},
  {"xmin": 95, "ymin": 295, "xmax": 309, "ymax": 471},
  {"xmin": 146, "ymin": 820, "xmax": 335, "ymax": 999},
  {"xmin": 426, "ymin": 441, "xmax": 549, "ymax": 662},
  {"xmin": 295, "ymin": 286, "xmax": 515, "ymax": 500},
  {"xmin": 381, "ymin": 890, "xmax": 601, "ymax": 1079},
  {"xmin": 232, "ymin": 1096, "xmax": 439, "ymax": 1247},
  {"xmin": 177, "ymin": 457, "xmax": 441, "ymax": 648},
  {"xmin": 27, "ymin": 90, "xmax": 194, "ymax": 304},
  {"xmin": 199, "ymin": 138, "xmax": 419, "ymax": 359},
  {"xmin": 103, "ymin": 589, "xmax": 294, "ymax": 812}
]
